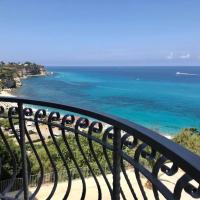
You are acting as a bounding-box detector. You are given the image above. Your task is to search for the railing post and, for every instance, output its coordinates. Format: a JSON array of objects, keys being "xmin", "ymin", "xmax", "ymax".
[
  {"xmin": 18, "ymin": 102, "xmax": 29, "ymax": 200},
  {"xmin": 112, "ymin": 127, "xmax": 121, "ymax": 200}
]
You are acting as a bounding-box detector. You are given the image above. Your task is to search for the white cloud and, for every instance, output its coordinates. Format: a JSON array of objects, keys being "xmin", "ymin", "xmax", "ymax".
[
  {"xmin": 166, "ymin": 52, "xmax": 174, "ymax": 60},
  {"xmin": 166, "ymin": 51, "xmax": 191, "ymax": 60},
  {"xmin": 179, "ymin": 52, "xmax": 190, "ymax": 59}
]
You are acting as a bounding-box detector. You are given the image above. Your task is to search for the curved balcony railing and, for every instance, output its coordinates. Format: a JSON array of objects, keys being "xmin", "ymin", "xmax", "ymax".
[{"xmin": 0, "ymin": 97, "xmax": 199, "ymax": 200}]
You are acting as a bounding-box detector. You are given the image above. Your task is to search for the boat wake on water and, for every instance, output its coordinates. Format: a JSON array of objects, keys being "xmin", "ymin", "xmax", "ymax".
[{"xmin": 176, "ymin": 72, "xmax": 198, "ymax": 76}]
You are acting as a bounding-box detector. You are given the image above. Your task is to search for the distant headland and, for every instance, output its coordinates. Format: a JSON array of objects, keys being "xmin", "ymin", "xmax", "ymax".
[{"xmin": 0, "ymin": 61, "xmax": 47, "ymax": 94}]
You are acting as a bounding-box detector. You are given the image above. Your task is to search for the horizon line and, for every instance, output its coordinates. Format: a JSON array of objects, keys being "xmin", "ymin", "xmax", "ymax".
[{"xmin": 46, "ymin": 65, "xmax": 200, "ymax": 67}]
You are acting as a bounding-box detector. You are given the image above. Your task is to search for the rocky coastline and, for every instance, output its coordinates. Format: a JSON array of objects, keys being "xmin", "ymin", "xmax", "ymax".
[{"xmin": 0, "ymin": 61, "xmax": 47, "ymax": 93}]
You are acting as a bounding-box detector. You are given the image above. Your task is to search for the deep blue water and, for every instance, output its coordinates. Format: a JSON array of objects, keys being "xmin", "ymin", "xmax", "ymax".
[{"xmin": 15, "ymin": 66, "xmax": 200, "ymax": 135}]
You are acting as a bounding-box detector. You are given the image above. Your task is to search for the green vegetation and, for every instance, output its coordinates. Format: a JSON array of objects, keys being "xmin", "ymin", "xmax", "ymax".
[
  {"xmin": 0, "ymin": 118, "xmax": 18, "ymax": 130},
  {"xmin": 0, "ymin": 135, "xmax": 21, "ymax": 180},
  {"xmin": 173, "ymin": 128, "xmax": 200, "ymax": 156},
  {"xmin": 28, "ymin": 134, "xmax": 113, "ymax": 176}
]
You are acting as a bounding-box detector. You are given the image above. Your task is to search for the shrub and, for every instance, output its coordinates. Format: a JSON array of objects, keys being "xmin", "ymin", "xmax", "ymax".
[{"xmin": 173, "ymin": 128, "xmax": 200, "ymax": 156}]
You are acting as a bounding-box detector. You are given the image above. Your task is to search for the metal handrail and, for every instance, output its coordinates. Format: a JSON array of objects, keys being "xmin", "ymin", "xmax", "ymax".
[{"xmin": 0, "ymin": 96, "xmax": 199, "ymax": 200}]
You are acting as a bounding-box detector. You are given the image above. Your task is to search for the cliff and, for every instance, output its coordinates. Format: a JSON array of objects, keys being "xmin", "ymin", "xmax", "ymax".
[{"xmin": 0, "ymin": 62, "xmax": 47, "ymax": 90}]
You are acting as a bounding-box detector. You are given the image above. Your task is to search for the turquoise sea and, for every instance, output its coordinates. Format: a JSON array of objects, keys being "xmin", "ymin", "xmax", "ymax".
[{"xmin": 14, "ymin": 66, "xmax": 200, "ymax": 135}]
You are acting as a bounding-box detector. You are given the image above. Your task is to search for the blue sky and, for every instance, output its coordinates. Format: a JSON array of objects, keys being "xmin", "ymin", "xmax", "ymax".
[{"xmin": 0, "ymin": 0, "xmax": 200, "ymax": 66}]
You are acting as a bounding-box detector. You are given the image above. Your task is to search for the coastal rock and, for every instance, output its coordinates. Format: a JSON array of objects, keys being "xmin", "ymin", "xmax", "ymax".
[
  {"xmin": 2, "ymin": 79, "xmax": 16, "ymax": 88},
  {"xmin": 19, "ymin": 65, "xmax": 47, "ymax": 76},
  {"xmin": 14, "ymin": 77, "xmax": 22, "ymax": 87},
  {"xmin": 0, "ymin": 62, "xmax": 47, "ymax": 91}
]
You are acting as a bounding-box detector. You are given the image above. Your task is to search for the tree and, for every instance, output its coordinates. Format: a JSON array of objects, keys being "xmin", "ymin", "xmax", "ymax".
[
  {"xmin": 0, "ymin": 61, "xmax": 5, "ymax": 67},
  {"xmin": 0, "ymin": 135, "xmax": 21, "ymax": 180}
]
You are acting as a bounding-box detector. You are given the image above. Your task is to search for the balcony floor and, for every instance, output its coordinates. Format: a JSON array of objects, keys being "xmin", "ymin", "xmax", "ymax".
[{"xmin": 26, "ymin": 168, "xmax": 194, "ymax": 200}]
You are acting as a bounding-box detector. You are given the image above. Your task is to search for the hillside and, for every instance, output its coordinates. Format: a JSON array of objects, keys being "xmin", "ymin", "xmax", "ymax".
[{"xmin": 0, "ymin": 61, "xmax": 47, "ymax": 90}]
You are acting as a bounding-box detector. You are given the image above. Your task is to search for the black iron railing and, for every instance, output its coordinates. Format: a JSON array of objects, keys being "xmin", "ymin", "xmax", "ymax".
[{"xmin": 0, "ymin": 97, "xmax": 199, "ymax": 200}]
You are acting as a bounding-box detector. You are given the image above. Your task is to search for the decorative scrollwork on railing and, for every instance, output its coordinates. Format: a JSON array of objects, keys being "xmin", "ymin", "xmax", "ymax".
[
  {"xmin": 0, "ymin": 97, "xmax": 199, "ymax": 200},
  {"xmin": 174, "ymin": 174, "xmax": 200, "ymax": 199}
]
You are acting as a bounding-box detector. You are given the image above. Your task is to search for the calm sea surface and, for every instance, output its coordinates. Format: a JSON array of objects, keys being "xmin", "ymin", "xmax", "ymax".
[{"xmin": 14, "ymin": 66, "xmax": 200, "ymax": 135}]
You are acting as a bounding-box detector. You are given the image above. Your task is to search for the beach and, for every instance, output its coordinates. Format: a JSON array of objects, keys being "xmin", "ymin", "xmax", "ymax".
[
  {"xmin": 0, "ymin": 89, "xmax": 15, "ymax": 97},
  {"xmin": 0, "ymin": 89, "xmax": 17, "ymax": 108}
]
